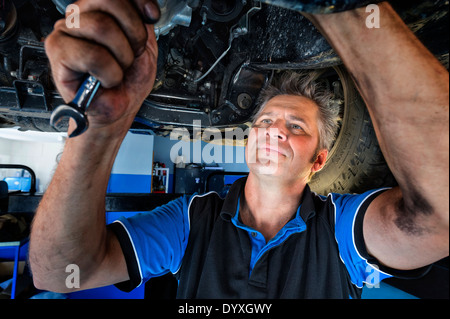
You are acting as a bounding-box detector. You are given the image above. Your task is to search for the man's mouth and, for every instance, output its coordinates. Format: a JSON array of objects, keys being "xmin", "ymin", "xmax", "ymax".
[{"xmin": 259, "ymin": 144, "xmax": 287, "ymax": 157}]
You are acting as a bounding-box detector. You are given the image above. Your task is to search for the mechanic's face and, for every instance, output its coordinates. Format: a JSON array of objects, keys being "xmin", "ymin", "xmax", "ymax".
[{"xmin": 246, "ymin": 95, "xmax": 328, "ymax": 182}]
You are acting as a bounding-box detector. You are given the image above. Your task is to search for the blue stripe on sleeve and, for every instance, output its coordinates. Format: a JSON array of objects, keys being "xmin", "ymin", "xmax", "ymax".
[
  {"xmin": 331, "ymin": 189, "xmax": 393, "ymax": 288},
  {"xmin": 113, "ymin": 195, "xmax": 192, "ymax": 285}
]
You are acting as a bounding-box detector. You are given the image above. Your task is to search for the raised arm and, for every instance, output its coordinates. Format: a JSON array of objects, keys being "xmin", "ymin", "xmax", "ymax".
[
  {"xmin": 307, "ymin": 2, "xmax": 449, "ymax": 269},
  {"xmin": 29, "ymin": 0, "xmax": 160, "ymax": 292}
]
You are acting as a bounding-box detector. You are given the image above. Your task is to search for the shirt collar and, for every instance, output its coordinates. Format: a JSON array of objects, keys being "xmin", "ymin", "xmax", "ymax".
[{"xmin": 220, "ymin": 176, "xmax": 316, "ymax": 223}]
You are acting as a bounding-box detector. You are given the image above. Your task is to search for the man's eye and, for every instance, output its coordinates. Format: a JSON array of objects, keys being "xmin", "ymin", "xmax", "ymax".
[
  {"xmin": 291, "ymin": 124, "xmax": 302, "ymax": 130},
  {"xmin": 260, "ymin": 119, "xmax": 272, "ymax": 124}
]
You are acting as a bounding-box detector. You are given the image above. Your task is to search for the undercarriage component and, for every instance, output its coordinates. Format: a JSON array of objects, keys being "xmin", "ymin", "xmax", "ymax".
[
  {"xmin": 1, "ymin": 0, "xmax": 448, "ymax": 134},
  {"xmin": 154, "ymin": 0, "xmax": 193, "ymax": 38},
  {"xmin": 201, "ymin": 0, "xmax": 245, "ymax": 23},
  {"xmin": 0, "ymin": 0, "xmax": 20, "ymax": 59},
  {"xmin": 258, "ymin": 0, "xmax": 382, "ymax": 14}
]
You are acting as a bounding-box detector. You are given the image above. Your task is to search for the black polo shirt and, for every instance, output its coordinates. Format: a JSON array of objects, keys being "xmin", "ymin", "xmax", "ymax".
[{"xmin": 109, "ymin": 177, "xmax": 428, "ymax": 298}]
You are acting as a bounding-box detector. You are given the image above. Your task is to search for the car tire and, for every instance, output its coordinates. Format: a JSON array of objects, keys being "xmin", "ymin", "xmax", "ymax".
[{"xmin": 308, "ymin": 66, "xmax": 397, "ymax": 195}]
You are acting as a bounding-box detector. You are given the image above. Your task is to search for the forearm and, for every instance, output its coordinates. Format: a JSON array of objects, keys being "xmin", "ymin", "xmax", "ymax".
[
  {"xmin": 309, "ymin": 3, "xmax": 449, "ymax": 215},
  {"xmin": 29, "ymin": 120, "xmax": 129, "ymax": 291}
]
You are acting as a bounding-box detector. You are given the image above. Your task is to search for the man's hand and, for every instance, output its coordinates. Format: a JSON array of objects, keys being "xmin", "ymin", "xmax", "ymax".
[
  {"xmin": 30, "ymin": 0, "xmax": 161, "ymax": 292},
  {"xmin": 45, "ymin": 0, "xmax": 160, "ymax": 135}
]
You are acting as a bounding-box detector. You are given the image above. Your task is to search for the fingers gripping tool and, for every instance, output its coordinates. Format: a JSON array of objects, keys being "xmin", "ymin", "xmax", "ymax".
[{"xmin": 50, "ymin": 75, "xmax": 101, "ymax": 138}]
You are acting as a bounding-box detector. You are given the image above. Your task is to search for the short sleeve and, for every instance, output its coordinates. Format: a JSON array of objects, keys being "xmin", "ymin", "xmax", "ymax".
[
  {"xmin": 331, "ymin": 189, "xmax": 394, "ymax": 288},
  {"xmin": 108, "ymin": 195, "xmax": 191, "ymax": 292}
]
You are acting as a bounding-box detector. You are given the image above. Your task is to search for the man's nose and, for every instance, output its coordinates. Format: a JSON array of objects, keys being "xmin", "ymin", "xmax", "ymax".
[{"xmin": 266, "ymin": 122, "xmax": 287, "ymax": 141}]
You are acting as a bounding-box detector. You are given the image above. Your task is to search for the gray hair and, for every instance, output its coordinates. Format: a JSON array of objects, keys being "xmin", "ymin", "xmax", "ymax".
[{"xmin": 252, "ymin": 71, "xmax": 341, "ymax": 152}]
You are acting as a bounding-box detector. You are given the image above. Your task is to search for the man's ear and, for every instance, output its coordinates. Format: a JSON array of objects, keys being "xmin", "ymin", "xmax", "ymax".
[{"xmin": 312, "ymin": 149, "xmax": 328, "ymax": 174}]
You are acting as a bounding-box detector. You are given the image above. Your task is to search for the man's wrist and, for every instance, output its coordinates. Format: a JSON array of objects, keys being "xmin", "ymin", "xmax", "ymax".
[{"xmin": 66, "ymin": 117, "xmax": 131, "ymax": 150}]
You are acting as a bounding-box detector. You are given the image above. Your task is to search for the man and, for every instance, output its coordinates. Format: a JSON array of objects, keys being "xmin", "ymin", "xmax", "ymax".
[{"xmin": 29, "ymin": 0, "xmax": 449, "ymax": 299}]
